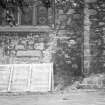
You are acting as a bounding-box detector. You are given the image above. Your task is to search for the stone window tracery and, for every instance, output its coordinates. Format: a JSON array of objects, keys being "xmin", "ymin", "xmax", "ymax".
[{"xmin": 0, "ymin": 0, "xmax": 54, "ymax": 27}]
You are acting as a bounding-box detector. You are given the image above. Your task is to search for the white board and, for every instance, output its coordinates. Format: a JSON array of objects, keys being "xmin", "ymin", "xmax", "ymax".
[
  {"xmin": 11, "ymin": 64, "xmax": 30, "ymax": 92},
  {"xmin": 0, "ymin": 65, "xmax": 10, "ymax": 92},
  {"xmin": 0, "ymin": 63, "xmax": 53, "ymax": 92},
  {"xmin": 30, "ymin": 64, "xmax": 53, "ymax": 92}
]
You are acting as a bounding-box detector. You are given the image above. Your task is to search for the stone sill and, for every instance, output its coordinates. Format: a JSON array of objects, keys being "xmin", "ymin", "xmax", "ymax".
[{"xmin": 0, "ymin": 26, "xmax": 52, "ymax": 32}]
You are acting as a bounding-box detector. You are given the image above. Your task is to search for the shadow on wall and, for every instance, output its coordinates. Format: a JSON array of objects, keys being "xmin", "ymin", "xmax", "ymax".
[{"xmin": 53, "ymin": 52, "xmax": 83, "ymax": 89}]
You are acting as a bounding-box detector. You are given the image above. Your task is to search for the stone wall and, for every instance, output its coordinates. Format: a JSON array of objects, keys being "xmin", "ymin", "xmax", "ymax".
[
  {"xmin": 54, "ymin": 2, "xmax": 84, "ymax": 86},
  {"xmin": 0, "ymin": 1, "xmax": 84, "ymax": 87},
  {"xmin": 2, "ymin": 0, "xmax": 105, "ymax": 85},
  {"xmin": 0, "ymin": 31, "xmax": 53, "ymax": 64},
  {"xmin": 88, "ymin": 0, "xmax": 105, "ymax": 73}
]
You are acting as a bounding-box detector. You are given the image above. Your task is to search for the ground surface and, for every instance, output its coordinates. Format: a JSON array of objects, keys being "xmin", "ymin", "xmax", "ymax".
[{"xmin": 0, "ymin": 90, "xmax": 105, "ymax": 105}]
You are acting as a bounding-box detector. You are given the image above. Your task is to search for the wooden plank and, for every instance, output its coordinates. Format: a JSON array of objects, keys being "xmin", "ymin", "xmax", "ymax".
[
  {"xmin": 27, "ymin": 64, "xmax": 32, "ymax": 91},
  {"xmin": 8, "ymin": 65, "xmax": 13, "ymax": 92},
  {"xmin": 48, "ymin": 63, "xmax": 53, "ymax": 91},
  {"xmin": 17, "ymin": 50, "xmax": 42, "ymax": 57},
  {"xmin": 51, "ymin": 63, "xmax": 54, "ymax": 91}
]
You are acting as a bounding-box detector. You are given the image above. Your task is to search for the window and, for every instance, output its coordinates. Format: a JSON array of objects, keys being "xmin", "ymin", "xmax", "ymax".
[
  {"xmin": 0, "ymin": 2, "xmax": 54, "ymax": 27},
  {"xmin": 21, "ymin": 6, "xmax": 33, "ymax": 25},
  {"xmin": 37, "ymin": 6, "xmax": 48, "ymax": 25}
]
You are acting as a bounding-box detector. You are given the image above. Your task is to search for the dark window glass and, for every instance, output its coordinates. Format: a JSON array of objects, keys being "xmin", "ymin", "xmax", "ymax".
[
  {"xmin": 37, "ymin": 6, "xmax": 48, "ymax": 25},
  {"xmin": 0, "ymin": 9, "xmax": 2, "ymax": 25},
  {"xmin": 13, "ymin": 8, "xmax": 18, "ymax": 25},
  {"xmin": 21, "ymin": 7, "xmax": 33, "ymax": 25},
  {"xmin": 0, "ymin": 8, "xmax": 18, "ymax": 26},
  {"xmin": 0, "ymin": 9, "xmax": 7, "ymax": 26}
]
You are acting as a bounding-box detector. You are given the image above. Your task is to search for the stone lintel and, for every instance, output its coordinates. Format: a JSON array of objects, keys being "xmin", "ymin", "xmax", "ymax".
[{"xmin": 17, "ymin": 50, "xmax": 42, "ymax": 57}]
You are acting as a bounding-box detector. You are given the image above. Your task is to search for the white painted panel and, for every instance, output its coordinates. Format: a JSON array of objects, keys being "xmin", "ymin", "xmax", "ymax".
[
  {"xmin": 0, "ymin": 65, "xmax": 10, "ymax": 92},
  {"xmin": 0, "ymin": 63, "xmax": 53, "ymax": 92},
  {"xmin": 30, "ymin": 63, "xmax": 52, "ymax": 92},
  {"xmin": 11, "ymin": 64, "xmax": 30, "ymax": 92}
]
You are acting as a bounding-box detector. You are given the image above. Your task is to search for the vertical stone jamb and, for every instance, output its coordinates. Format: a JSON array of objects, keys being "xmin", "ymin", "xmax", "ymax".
[
  {"xmin": 33, "ymin": 4, "xmax": 37, "ymax": 26},
  {"xmin": 83, "ymin": 2, "xmax": 91, "ymax": 74}
]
